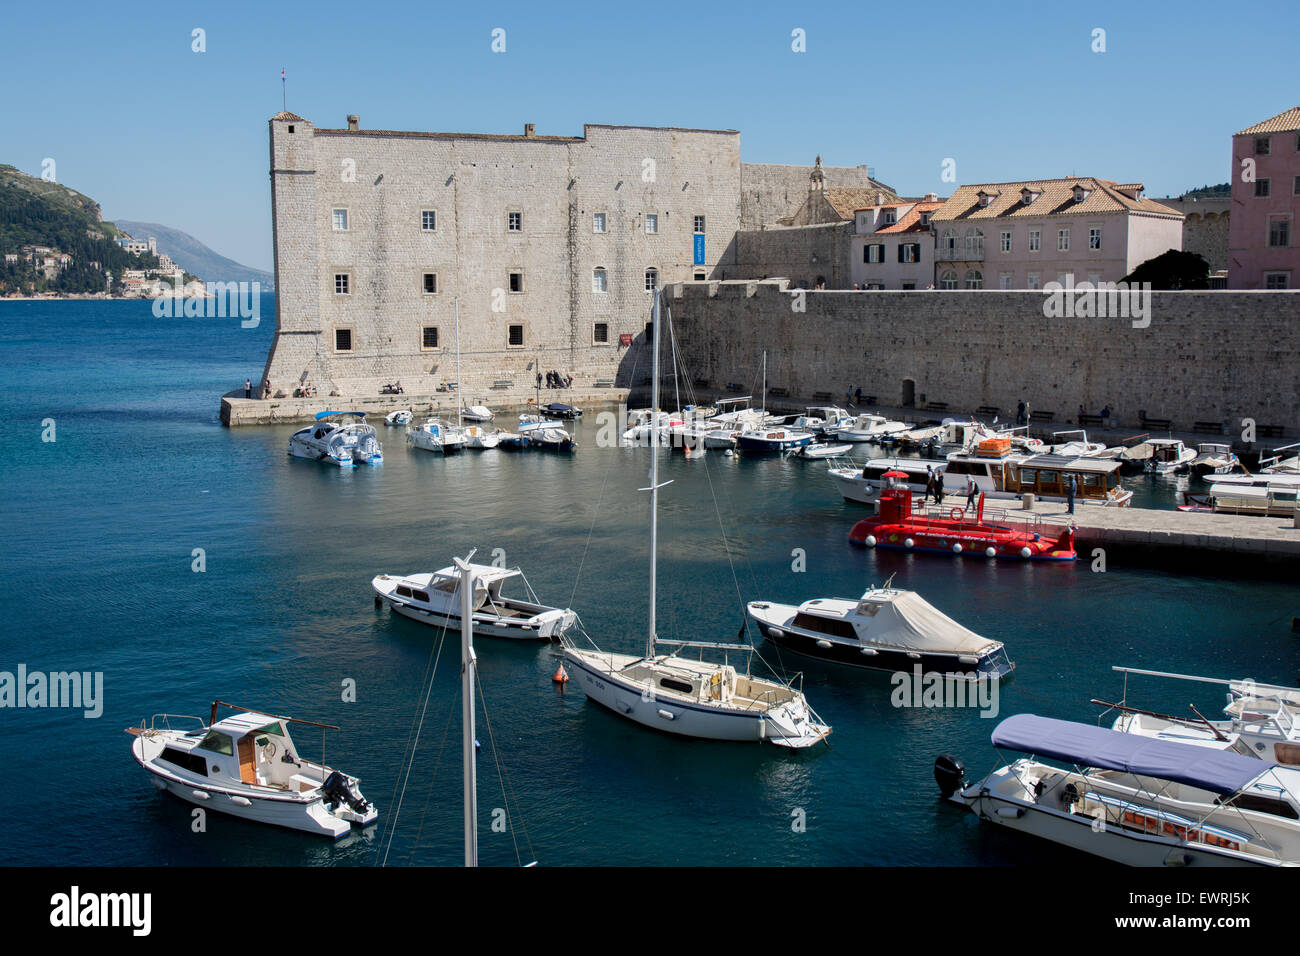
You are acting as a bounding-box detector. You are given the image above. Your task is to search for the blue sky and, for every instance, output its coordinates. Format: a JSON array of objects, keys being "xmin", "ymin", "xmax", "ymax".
[{"xmin": 2, "ymin": 0, "xmax": 1296, "ymax": 272}]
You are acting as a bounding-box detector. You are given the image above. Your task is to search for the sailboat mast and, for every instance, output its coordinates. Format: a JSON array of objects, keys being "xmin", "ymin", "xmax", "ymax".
[
  {"xmin": 455, "ymin": 298, "xmax": 462, "ymax": 428},
  {"xmin": 457, "ymin": 556, "xmax": 479, "ymax": 867},
  {"xmin": 648, "ymin": 291, "xmax": 660, "ymax": 659}
]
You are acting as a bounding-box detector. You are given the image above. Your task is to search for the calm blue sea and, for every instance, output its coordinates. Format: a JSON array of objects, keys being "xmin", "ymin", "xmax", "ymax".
[{"xmin": 1, "ymin": 296, "xmax": 1296, "ymax": 867}]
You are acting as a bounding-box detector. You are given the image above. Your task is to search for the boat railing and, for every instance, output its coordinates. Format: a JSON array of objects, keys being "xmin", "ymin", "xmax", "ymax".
[
  {"xmin": 913, "ymin": 501, "xmax": 1054, "ymax": 536},
  {"xmin": 141, "ymin": 713, "xmax": 208, "ymax": 734}
]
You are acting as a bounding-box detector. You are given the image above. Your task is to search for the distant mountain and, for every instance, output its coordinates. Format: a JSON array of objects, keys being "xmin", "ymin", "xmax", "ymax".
[{"xmin": 115, "ymin": 221, "xmax": 273, "ymax": 290}]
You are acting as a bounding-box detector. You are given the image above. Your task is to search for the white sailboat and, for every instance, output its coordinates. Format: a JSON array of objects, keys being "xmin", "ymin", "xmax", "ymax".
[
  {"xmin": 409, "ymin": 299, "xmax": 471, "ymax": 454},
  {"xmin": 561, "ymin": 294, "xmax": 831, "ymax": 748}
]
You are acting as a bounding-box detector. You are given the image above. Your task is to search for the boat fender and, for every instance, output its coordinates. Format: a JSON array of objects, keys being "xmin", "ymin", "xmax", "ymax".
[
  {"xmin": 816, "ymin": 639, "xmax": 833, "ymax": 649},
  {"xmin": 151, "ymin": 777, "xmax": 167, "ymax": 791},
  {"xmin": 995, "ymin": 806, "xmax": 1024, "ymax": 819},
  {"xmin": 191, "ymin": 790, "xmax": 211, "ymax": 800},
  {"xmin": 934, "ymin": 754, "xmax": 966, "ymax": 798},
  {"xmin": 374, "ymin": 595, "xmax": 383, "ymax": 609},
  {"xmin": 952, "ymin": 543, "xmax": 963, "ymax": 554},
  {"xmin": 657, "ymin": 709, "xmax": 675, "ymax": 721},
  {"xmin": 864, "ymin": 534, "xmax": 877, "ymax": 547},
  {"xmin": 985, "ymin": 546, "xmax": 996, "ymax": 558},
  {"xmin": 1020, "ymin": 546, "xmax": 1032, "ymax": 559},
  {"xmin": 230, "ymin": 796, "xmax": 252, "ymax": 807},
  {"xmin": 904, "ymin": 538, "xmax": 914, "ymax": 549}
]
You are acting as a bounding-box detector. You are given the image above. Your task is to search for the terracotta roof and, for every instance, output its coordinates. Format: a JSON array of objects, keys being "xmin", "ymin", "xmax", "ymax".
[
  {"xmin": 931, "ymin": 177, "xmax": 1182, "ymax": 222},
  {"xmin": 874, "ymin": 201, "xmax": 944, "ymax": 235},
  {"xmin": 1236, "ymin": 107, "xmax": 1300, "ymax": 136},
  {"xmin": 271, "ymin": 111, "xmax": 306, "ymax": 122},
  {"xmin": 824, "ymin": 186, "xmax": 900, "ymax": 219}
]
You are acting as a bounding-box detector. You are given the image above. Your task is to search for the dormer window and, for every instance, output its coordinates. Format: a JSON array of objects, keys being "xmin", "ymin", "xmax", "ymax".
[
  {"xmin": 977, "ymin": 190, "xmax": 997, "ymax": 208},
  {"xmin": 1020, "ymin": 189, "xmax": 1038, "ymax": 205},
  {"xmin": 920, "ymin": 212, "xmax": 932, "ymax": 227},
  {"xmin": 883, "ymin": 210, "xmax": 897, "ymax": 225},
  {"xmin": 1073, "ymin": 186, "xmax": 1090, "ymax": 202}
]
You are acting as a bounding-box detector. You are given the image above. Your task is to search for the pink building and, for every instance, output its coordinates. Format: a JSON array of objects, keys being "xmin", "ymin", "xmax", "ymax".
[
  {"xmin": 1228, "ymin": 106, "xmax": 1300, "ymax": 289},
  {"xmin": 850, "ymin": 196, "xmax": 943, "ymax": 290}
]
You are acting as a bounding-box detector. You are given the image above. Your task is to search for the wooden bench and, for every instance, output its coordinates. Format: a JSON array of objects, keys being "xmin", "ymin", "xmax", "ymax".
[
  {"xmin": 1192, "ymin": 421, "xmax": 1224, "ymax": 434},
  {"xmin": 594, "ymin": 379, "xmax": 614, "ymax": 388},
  {"xmin": 725, "ymin": 383, "xmax": 745, "ymax": 393},
  {"xmin": 923, "ymin": 401, "xmax": 949, "ymax": 412},
  {"xmin": 1078, "ymin": 414, "xmax": 1104, "ymax": 427},
  {"xmin": 693, "ymin": 378, "xmax": 709, "ymax": 388},
  {"xmin": 812, "ymin": 391, "xmax": 834, "ymax": 402},
  {"xmin": 862, "ymin": 394, "xmax": 877, "ymax": 406},
  {"xmin": 1140, "ymin": 416, "xmax": 1173, "ymax": 431},
  {"xmin": 768, "ymin": 386, "xmax": 790, "ymax": 398},
  {"xmin": 491, "ymin": 379, "xmax": 514, "ymax": 390},
  {"xmin": 1030, "ymin": 410, "xmax": 1056, "ymax": 423},
  {"xmin": 977, "ymin": 405, "xmax": 1000, "ymax": 417},
  {"xmin": 1258, "ymin": 424, "xmax": 1286, "ymax": 439}
]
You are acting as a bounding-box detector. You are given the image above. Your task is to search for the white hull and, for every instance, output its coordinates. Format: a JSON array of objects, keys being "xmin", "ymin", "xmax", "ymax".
[{"xmin": 388, "ymin": 598, "xmax": 569, "ymax": 640}]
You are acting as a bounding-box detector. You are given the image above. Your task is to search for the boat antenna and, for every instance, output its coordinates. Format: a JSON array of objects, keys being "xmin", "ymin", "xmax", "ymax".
[
  {"xmin": 455, "ymin": 297, "xmax": 462, "ymax": 428},
  {"xmin": 882, "ymin": 571, "xmax": 897, "ymax": 591},
  {"xmin": 452, "ymin": 553, "xmax": 479, "ymax": 867}
]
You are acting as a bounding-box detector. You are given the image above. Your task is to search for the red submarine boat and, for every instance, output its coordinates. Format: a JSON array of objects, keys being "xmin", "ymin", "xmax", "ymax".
[{"xmin": 849, "ymin": 471, "xmax": 1076, "ymax": 561}]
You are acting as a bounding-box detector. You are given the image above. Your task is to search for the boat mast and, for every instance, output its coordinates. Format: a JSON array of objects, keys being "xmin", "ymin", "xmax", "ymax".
[
  {"xmin": 455, "ymin": 297, "xmax": 462, "ymax": 429},
  {"xmin": 761, "ymin": 350, "xmax": 766, "ymax": 418},
  {"xmin": 454, "ymin": 554, "xmax": 479, "ymax": 867},
  {"xmin": 648, "ymin": 291, "xmax": 661, "ymax": 660}
]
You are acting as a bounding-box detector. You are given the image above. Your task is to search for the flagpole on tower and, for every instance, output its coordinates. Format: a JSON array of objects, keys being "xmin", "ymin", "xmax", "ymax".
[{"xmin": 281, "ymin": 69, "xmax": 286, "ymax": 112}]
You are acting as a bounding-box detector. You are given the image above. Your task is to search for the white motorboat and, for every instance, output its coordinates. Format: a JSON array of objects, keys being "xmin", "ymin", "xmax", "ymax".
[
  {"xmin": 791, "ymin": 442, "xmax": 852, "ymax": 460},
  {"xmin": 734, "ymin": 423, "xmax": 815, "ymax": 453},
  {"xmin": 408, "ymin": 418, "xmax": 468, "ymax": 454},
  {"xmin": 747, "ymin": 585, "xmax": 1012, "ymax": 680},
  {"xmin": 1189, "ymin": 442, "xmax": 1240, "ymax": 477},
  {"xmin": 1105, "ymin": 667, "xmax": 1300, "ymax": 766},
  {"xmin": 562, "ymin": 294, "xmax": 831, "ymax": 748},
  {"xmin": 462, "ymin": 404, "xmax": 495, "ymax": 423},
  {"xmin": 287, "ymin": 411, "xmax": 383, "ymax": 466},
  {"xmin": 385, "ymin": 409, "xmax": 413, "ymax": 426},
  {"xmin": 621, "ymin": 410, "xmax": 684, "ymax": 445},
  {"xmin": 373, "ymin": 562, "xmax": 576, "ymax": 639},
  {"xmin": 791, "ymin": 405, "xmax": 852, "ymax": 436},
  {"xmin": 835, "ymin": 413, "xmax": 908, "ymax": 443},
  {"xmin": 1184, "ymin": 476, "xmax": 1300, "ymax": 516},
  {"xmin": 462, "ymin": 424, "xmax": 500, "ymax": 449},
  {"xmin": 1145, "ymin": 438, "xmax": 1196, "ymax": 475},
  {"xmin": 1045, "ymin": 429, "xmax": 1106, "ymax": 457},
  {"xmin": 938, "ymin": 713, "xmax": 1300, "ymax": 866},
  {"xmin": 127, "ymin": 701, "xmax": 377, "ymax": 838}
]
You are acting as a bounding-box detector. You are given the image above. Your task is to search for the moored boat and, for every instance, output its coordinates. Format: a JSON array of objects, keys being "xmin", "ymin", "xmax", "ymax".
[
  {"xmin": 287, "ymin": 411, "xmax": 383, "ymax": 466},
  {"xmin": 385, "ymin": 409, "xmax": 412, "ymax": 426},
  {"xmin": 127, "ymin": 701, "xmax": 377, "ymax": 838}
]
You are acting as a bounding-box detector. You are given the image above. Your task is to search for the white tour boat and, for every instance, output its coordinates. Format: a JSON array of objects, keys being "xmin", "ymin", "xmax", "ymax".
[
  {"xmin": 1045, "ymin": 429, "xmax": 1106, "ymax": 457},
  {"xmin": 747, "ymin": 584, "xmax": 1013, "ymax": 680},
  {"xmin": 287, "ymin": 411, "xmax": 383, "ymax": 466},
  {"xmin": 562, "ymin": 294, "xmax": 831, "ymax": 748},
  {"xmin": 938, "ymin": 713, "xmax": 1300, "ymax": 867},
  {"xmin": 128, "ymin": 701, "xmax": 377, "ymax": 838},
  {"xmin": 1145, "ymin": 438, "xmax": 1196, "ymax": 475},
  {"xmin": 835, "ymin": 413, "xmax": 909, "ymax": 443},
  {"xmin": 1189, "ymin": 442, "xmax": 1240, "ymax": 477},
  {"xmin": 408, "ymin": 418, "xmax": 468, "ymax": 454},
  {"xmin": 791, "ymin": 405, "xmax": 852, "ymax": 436},
  {"xmin": 385, "ymin": 409, "xmax": 413, "ymax": 426},
  {"xmin": 373, "ymin": 562, "xmax": 576, "ymax": 639}
]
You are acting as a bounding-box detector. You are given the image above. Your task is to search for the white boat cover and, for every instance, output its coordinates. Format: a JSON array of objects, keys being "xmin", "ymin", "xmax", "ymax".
[
  {"xmin": 854, "ymin": 590, "xmax": 996, "ymax": 654},
  {"xmin": 992, "ymin": 714, "xmax": 1274, "ymax": 796}
]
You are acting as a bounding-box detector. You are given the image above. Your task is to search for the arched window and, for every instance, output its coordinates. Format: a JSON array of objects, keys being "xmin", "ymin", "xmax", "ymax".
[
  {"xmin": 644, "ymin": 268, "xmax": 658, "ymax": 292},
  {"xmin": 941, "ymin": 229, "xmax": 958, "ymax": 259},
  {"xmin": 592, "ymin": 267, "xmax": 607, "ymax": 293},
  {"xmin": 964, "ymin": 227, "xmax": 984, "ymax": 259},
  {"xmin": 939, "ymin": 270, "xmax": 958, "ymax": 290},
  {"xmin": 964, "ymin": 269, "xmax": 983, "ymax": 290}
]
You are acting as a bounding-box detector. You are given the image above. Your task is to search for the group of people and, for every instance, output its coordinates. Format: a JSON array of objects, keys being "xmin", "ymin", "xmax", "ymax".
[
  {"xmin": 1077, "ymin": 404, "xmax": 1112, "ymax": 420},
  {"xmin": 246, "ymin": 378, "xmax": 273, "ymax": 400},
  {"xmin": 540, "ymin": 371, "xmax": 572, "ymax": 389},
  {"xmin": 1015, "ymin": 400, "xmax": 1032, "ymax": 426}
]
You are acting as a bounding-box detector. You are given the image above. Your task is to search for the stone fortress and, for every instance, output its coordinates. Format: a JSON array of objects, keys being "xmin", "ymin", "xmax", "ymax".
[{"xmin": 259, "ymin": 112, "xmax": 886, "ymax": 401}]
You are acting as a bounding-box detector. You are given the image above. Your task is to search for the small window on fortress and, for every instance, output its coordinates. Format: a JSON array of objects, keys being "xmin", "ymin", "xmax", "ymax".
[
  {"xmin": 332, "ymin": 209, "xmax": 348, "ymax": 231},
  {"xmin": 288, "ymin": 125, "xmax": 295, "ymax": 133},
  {"xmin": 508, "ymin": 212, "xmax": 522, "ymax": 232},
  {"xmin": 423, "ymin": 273, "xmax": 438, "ymax": 294},
  {"xmin": 646, "ymin": 214, "xmax": 658, "ymax": 234},
  {"xmin": 335, "ymin": 328, "xmax": 353, "ymax": 352},
  {"xmin": 509, "ymin": 272, "xmax": 524, "ymax": 293},
  {"xmin": 593, "ymin": 323, "xmax": 609, "ymax": 344},
  {"xmin": 422, "ymin": 327, "xmax": 439, "ymax": 349},
  {"xmin": 644, "ymin": 268, "xmax": 658, "ymax": 292},
  {"xmin": 694, "ymin": 271, "xmax": 706, "ymax": 281},
  {"xmin": 421, "ymin": 210, "xmax": 437, "ymax": 231},
  {"xmin": 508, "ymin": 325, "xmax": 524, "ymax": 347},
  {"xmin": 334, "ymin": 273, "xmax": 350, "ymax": 295},
  {"xmin": 593, "ymin": 213, "xmax": 606, "ymax": 234},
  {"xmin": 592, "ymin": 267, "xmax": 607, "ymax": 293},
  {"xmin": 693, "ymin": 215, "xmax": 706, "ymax": 234}
]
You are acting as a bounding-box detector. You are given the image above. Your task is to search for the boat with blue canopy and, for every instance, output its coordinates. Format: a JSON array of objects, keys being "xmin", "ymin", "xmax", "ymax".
[{"xmin": 935, "ymin": 713, "xmax": 1300, "ymax": 866}]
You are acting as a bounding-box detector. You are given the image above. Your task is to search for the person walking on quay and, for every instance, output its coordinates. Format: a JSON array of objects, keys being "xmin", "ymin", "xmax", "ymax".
[
  {"xmin": 245, "ymin": 378, "xmax": 252, "ymax": 399},
  {"xmin": 964, "ymin": 476, "xmax": 978, "ymax": 513},
  {"xmin": 1067, "ymin": 474, "xmax": 1077, "ymax": 515},
  {"xmin": 932, "ymin": 467, "xmax": 945, "ymax": 505},
  {"xmin": 1024, "ymin": 401, "xmax": 1032, "ymax": 428},
  {"xmin": 855, "ymin": 387, "xmax": 863, "ymax": 406},
  {"xmin": 1016, "ymin": 400, "xmax": 1025, "ymax": 426},
  {"xmin": 924, "ymin": 466, "xmax": 937, "ymax": 506}
]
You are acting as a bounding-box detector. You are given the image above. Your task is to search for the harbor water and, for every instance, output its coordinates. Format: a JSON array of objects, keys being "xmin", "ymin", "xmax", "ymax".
[{"xmin": 2, "ymin": 296, "xmax": 1296, "ymax": 867}]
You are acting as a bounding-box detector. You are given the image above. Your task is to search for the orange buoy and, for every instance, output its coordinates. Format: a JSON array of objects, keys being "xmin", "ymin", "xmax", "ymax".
[{"xmin": 553, "ymin": 664, "xmax": 569, "ymax": 683}]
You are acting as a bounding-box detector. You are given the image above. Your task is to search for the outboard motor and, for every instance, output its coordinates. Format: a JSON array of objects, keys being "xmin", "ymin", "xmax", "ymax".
[
  {"xmin": 934, "ymin": 754, "xmax": 966, "ymax": 799},
  {"xmin": 322, "ymin": 770, "xmax": 370, "ymax": 813}
]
